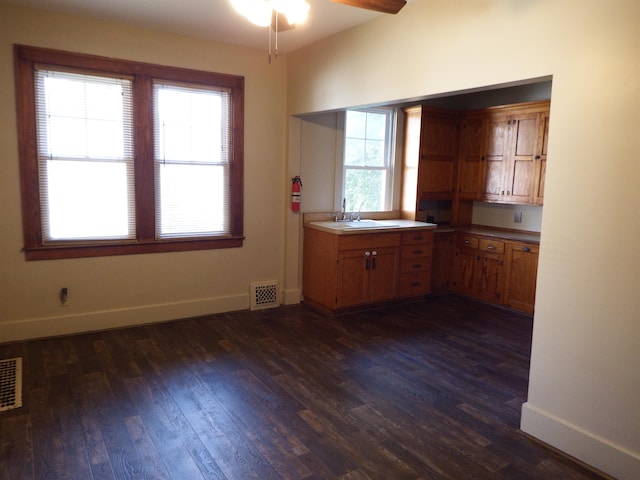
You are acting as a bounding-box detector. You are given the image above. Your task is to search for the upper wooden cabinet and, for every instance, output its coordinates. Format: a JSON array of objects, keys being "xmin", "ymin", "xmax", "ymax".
[
  {"xmin": 480, "ymin": 102, "xmax": 550, "ymax": 204},
  {"xmin": 402, "ymin": 106, "xmax": 459, "ymax": 212},
  {"xmin": 403, "ymin": 101, "xmax": 550, "ymax": 221},
  {"xmin": 457, "ymin": 114, "xmax": 485, "ymax": 201},
  {"xmin": 533, "ymin": 109, "xmax": 550, "ymax": 205}
]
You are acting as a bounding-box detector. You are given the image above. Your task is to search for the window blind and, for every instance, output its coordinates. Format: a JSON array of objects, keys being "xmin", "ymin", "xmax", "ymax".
[
  {"xmin": 153, "ymin": 82, "xmax": 231, "ymax": 239},
  {"xmin": 34, "ymin": 68, "xmax": 135, "ymax": 242}
]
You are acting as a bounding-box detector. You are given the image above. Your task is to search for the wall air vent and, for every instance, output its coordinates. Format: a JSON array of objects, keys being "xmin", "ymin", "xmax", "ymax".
[
  {"xmin": 0, "ymin": 357, "xmax": 22, "ymax": 412},
  {"xmin": 250, "ymin": 281, "xmax": 280, "ymax": 310}
]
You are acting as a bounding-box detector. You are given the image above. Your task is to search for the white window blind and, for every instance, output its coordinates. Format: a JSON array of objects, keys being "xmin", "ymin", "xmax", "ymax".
[
  {"xmin": 153, "ymin": 82, "xmax": 231, "ymax": 239},
  {"xmin": 35, "ymin": 68, "xmax": 135, "ymax": 242}
]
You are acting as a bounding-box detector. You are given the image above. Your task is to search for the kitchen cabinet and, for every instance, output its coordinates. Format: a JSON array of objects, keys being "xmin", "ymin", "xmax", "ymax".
[
  {"xmin": 303, "ymin": 226, "xmax": 435, "ymax": 312},
  {"xmin": 457, "ymin": 113, "xmax": 485, "ymax": 201},
  {"xmin": 480, "ymin": 102, "xmax": 550, "ymax": 205},
  {"xmin": 337, "ymin": 245, "xmax": 399, "ymax": 307},
  {"xmin": 533, "ymin": 109, "xmax": 550, "ymax": 205},
  {"xmin": 431, "ymin": 231, "xmax": 453, "ymax": 294},
  {"xmin": 504, "ymin": 241, "xmax": 539, "ymax": 313},
  {"xmin": 452, "ymin": 233, "xmax": 505, "ymax": 303},
  {"xmin": 402, "ymin": 106, "xmax": 459, "ymax": 212},
  {"xmin": 398, "ymin": 230, "xmax": 434, "ymax": 297}
]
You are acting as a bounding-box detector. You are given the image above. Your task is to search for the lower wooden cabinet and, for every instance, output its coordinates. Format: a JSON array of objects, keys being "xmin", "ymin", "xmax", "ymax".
[
  {"xmin": 452, "ymin": 232, "xmax": 539, "ymax": 313},
  {"xmin": 398, "ymin": 231, "xmax": 433, "ymax": 297},
  {"xmin": 303, "ymin": 227, "xmax": 434, "ymax": 312},
  {"xmin": 504, "ymin": 241, "xmax": 539, "ymax": 313},
  {"xmin": 431, "ymin": 231, "xmax": 453, "ymax": 294},
  {"xmin": 453, "ymin": 234, "xmax": 505, "ymax": 303}
]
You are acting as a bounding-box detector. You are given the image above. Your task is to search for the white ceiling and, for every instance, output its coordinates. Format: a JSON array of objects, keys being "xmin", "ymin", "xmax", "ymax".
[{"xmin": 6, "ymin": 0, "xmax": 392, "ymax": 53}]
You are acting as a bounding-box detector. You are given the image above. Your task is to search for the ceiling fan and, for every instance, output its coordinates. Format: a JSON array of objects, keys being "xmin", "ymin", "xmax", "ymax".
[
  {"xmin": 231, "ymin": 0, "xmax": 407, "ymax": 61},
  {"xmin": 273, "ymin": 0, "xmax": 406, "ymax": 31},
  {"xmin": 331, "ymin": 0, "xmax": 406, "ymax": 15}
]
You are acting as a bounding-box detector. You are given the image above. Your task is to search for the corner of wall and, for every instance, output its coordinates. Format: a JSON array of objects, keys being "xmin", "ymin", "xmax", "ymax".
[{"xmin": 521, "ymin": 402, "xmax": 640, "ymax": 480}]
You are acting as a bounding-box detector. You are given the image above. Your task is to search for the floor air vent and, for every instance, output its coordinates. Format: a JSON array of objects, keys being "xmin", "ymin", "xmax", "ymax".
[
  {"xmin": 0, "ymin": 357, "xmax": 22, "ymax": 412},
  {"xmin": 250, "ymin": 281, "xmax": 280, "ymax": 311}
]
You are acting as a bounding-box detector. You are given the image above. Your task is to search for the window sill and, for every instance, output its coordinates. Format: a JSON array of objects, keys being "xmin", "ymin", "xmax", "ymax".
[{"xmin": 23, "ymin": 236, "xmax": 244, "ymax": 261}]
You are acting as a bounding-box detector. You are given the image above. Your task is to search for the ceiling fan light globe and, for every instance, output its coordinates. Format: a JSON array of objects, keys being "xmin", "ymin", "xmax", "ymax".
[{"xmin": 247, "ymin": 0, "xmax": 273, "ymax": 26}]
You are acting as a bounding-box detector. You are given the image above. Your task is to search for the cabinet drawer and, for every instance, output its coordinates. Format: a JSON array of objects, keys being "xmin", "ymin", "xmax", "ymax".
[
  {"xmin": 458, "ymin": 235, "xmax": 478, "ymax": 249},
  {"xmin": 398, "ymin": 272, "xmax": 431, "ymax": 296},
  {"xmin": 479, "ymin": 238, "xmax": 504, "ymax": 254},
  {"xmin": 401, "ymin": 245, "xmax": 431, "ymax": 259},
  {"xmin": 400, "ymin": 257, "xmax": 432, "ymax": 273},
  {"xmin": 401, "ymin": 230, "xmax": 433, "ymax": 245},
  {"xmin": 337, "ymin": 232, "xmax": 401, "ymax": 250}
]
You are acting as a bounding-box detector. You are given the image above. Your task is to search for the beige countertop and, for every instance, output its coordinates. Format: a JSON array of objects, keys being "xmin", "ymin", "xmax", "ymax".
[
  {"xmin": 457, "ymin": 226, "xmax": 541, "ymax": 244},
  {"xmin": 305, "ymin": 219, "xmax": 437, "ymax": 235}
]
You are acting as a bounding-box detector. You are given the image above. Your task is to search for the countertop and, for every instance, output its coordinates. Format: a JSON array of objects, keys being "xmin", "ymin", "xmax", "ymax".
[
  {"xmin": 457, "ymin": 226, "xmax": 540, "ymax": 244},
  {"xmin": 305, "ymin": 219, "xmax": 437, "ymax": 235}
]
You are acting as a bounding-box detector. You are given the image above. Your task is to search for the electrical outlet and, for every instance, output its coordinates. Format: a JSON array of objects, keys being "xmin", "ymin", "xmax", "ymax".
[
  {"xmin": 59, "ymin": 287, "xmax": 69, "ymax": 306},
  {"xmin": 514, "ymin": 211, "xmax": 522, "ymax": 224}
]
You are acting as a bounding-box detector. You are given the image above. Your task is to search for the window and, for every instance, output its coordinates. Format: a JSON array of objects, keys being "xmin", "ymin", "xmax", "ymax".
[
  {"xmin": 341, "ymin": 108, "xmax": 396, "ymax": 213},
  {"xmin": 14, "ymin": 45, "xmax": 244, "ymax": 260}
]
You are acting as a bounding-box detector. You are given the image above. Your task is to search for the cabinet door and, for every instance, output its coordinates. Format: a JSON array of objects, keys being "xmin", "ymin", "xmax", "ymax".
[
  {"xmin": 503, "ymin": 112, "xmax": 540, "ymax": 204},
  {"xmin": 431, "ymin": 232, "xmax": 453, "ymax": 294},
  {"xmin": 418, "ymin": 110, "xmax": 459, "ymax": 199},
  {"xmin": 336, "ymin": 250, "xmax": 369, "ymax": 308},
  {"xmin": 475, "ymin": 253, "xmax": 505, "ymax": 303},
  {"xmin": 369, "ymin": 247, "xmax": 400, "ymax": 303},
  {"xmin": 504, "ymin": 242, "xmax": 539, "ymax": 313},
  {"xmin": 458, "ymin": 115, "xmax": 484, "ymax": 200},
  {"xmin": 453, "ymin": 248, "xmax": 477, "ymax": 295},
  {"xmin": 534, "ymin": 111, "xmax": 550, "ymax": 205},
  {"xmin": 481, "ymin": 113, "xmax": 510, "ymax": 202}
]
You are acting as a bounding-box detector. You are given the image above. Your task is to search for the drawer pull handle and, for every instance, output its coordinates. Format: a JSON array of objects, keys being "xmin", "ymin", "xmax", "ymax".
[
  {"xmin": 410, "ymin": 282, "xmax": 421, "ymax": 287},
  {"xmin": 522, "ymin": 246, "xmax": 531, "ymax": 252},
  {"xmin": 487, "ymin": 245, "xmax": 496, "ymax": 250},
  {"xmin": 412, "ymin": 264, "xmax": 422, "ymax": 269},
  {"xmin": 464, "ymin": 240, "xmax": 471, "ymax": 245},
  {"xmin": 413, "ymin": 250, "xmax": 423, "ymax": 255}
]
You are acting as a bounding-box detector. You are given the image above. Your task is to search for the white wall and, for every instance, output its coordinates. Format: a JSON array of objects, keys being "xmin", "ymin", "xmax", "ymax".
[
  {"xmin": 472, "ymin": 202, "xmax": 542, "ymax": 232},
  {"xmin": 0, "ymin": 3, "xmax": 291, "ymax": 341},
  {"xmin": 286, "ymin": 1, "xmax": 640, "ymax": 478}
]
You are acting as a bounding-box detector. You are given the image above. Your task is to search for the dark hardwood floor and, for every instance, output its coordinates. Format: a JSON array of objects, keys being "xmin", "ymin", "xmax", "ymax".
[{"xmin": 1, "ymin": 295, "xmax": 609, "ymax": 480}]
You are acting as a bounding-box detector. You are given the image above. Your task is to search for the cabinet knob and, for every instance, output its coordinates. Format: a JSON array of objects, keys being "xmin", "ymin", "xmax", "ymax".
[
  {"xmin": 487, "ymin": 244, "xmax": 496, "ymax": 250},
  {"xmin": 412, "ymin": 264, "xmax": 422, "ymax": 269},
  {"xmin": 522, "ymin": 246, "xmax": 531, "ymax": 252},
  {"xmin": 413, "ymin": 250, "xmax": 423, "ymax": 255},
  {"xmin": 371, "ymin": 251, "xmax": 378, "ymax": 256},
  {"xmin": 535, "ymin": 155, "xmax": 541, "ymax": 160},
  {"xmin": 365, "ymin": 251, "xmax": 371, "ymax": 256}
]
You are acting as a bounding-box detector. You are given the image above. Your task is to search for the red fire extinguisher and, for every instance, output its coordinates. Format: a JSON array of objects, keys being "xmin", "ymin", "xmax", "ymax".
[{"xmin": 291, "ymin": 176, "xmax": 302, "ymax": 212}]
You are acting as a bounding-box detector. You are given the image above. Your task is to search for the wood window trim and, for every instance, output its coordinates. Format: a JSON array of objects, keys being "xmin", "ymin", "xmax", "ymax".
[{"xmin": 14, "ymin": 45, "xmax": 245, "ymax": 260}]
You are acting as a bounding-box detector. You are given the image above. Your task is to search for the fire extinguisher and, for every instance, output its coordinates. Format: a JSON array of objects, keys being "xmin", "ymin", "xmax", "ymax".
[{"xmin": 291, "ymin": 176, "xmax": 302, "ymax": 212}]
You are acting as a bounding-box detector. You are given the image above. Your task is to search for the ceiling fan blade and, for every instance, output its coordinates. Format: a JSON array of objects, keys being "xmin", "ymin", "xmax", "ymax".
[
  {"xmin": 330, "ymin": 0, "xmax": 407, "ymax": 14},
  {"xmin": 271, "ymin": 11, "xmax": 296, "ymax": 32}
]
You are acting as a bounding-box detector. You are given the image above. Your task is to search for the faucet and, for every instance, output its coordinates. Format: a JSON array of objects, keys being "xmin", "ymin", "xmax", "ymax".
[{"xmin": 332, "ymin": 198, "xmax": 355, "ymax": 222}]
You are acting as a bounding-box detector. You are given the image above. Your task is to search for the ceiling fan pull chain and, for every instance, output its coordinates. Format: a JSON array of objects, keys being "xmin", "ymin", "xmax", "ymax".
[
  {"xmin": 268, "ymin": 21, "xmax": 272, "ymax": 63},
  {"xmin": 275, "ymin": 11, "xmax": 279, "ymax": 60}
]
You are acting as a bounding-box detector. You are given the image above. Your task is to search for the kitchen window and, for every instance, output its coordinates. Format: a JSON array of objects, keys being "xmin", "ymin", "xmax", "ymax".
[
  {"xmin": 14, "ymin": 45, "xmax": 244, "ymax": 260},
  {"xmin": 339, "ymin": 108, "xmax": 396, "ymax": 213}
]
